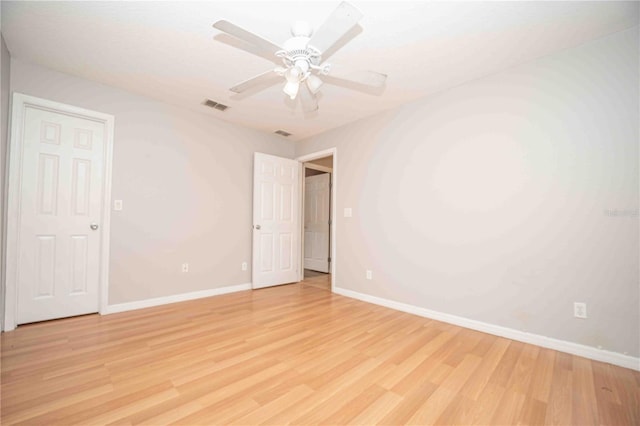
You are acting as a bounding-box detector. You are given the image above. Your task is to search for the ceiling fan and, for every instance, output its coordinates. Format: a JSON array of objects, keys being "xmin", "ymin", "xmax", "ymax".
[{"xmin": 212, "ymin": 1, "xmax": 387, "ymax": 112}]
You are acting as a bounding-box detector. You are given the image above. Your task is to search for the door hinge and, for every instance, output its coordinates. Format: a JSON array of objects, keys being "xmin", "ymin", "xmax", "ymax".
[
  {"xmin": 328, "ymin": 257, "xmax": 331, "ymax": 263},
  {"xmin": 328, "ymin": 219, "xmax": 332, "ymax": 226}
]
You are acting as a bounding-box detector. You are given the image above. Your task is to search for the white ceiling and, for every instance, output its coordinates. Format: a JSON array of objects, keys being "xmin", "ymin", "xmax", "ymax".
[{"xmin": 1, "ymin": 1, "xmax": 638, "ymax": 141}]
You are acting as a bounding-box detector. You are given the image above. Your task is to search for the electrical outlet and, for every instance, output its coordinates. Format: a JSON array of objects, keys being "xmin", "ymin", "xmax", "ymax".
[
  {"xmin": 182, "ymin": 263, "xmax": 189, "ymax": 273},
  {"xmin": 574, "ymin": 302, "xmax": 587, "ymax": 319},
  {"xmin": 242, "ymin": 262, "xmax": 248, "ymax": 271},
  {"xmin": 366, "ymin": 270, "xmax": 373, "ymax": 280}
]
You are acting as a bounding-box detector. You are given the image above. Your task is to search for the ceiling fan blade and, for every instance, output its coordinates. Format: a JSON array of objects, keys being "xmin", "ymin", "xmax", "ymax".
[
  {"xmin": 230, "ymin": 69, "xmax": 281, "ymax": 94},
  {"xmin": 308, "ymin": 2, "xmax": 363, "ymax": 55},
  {"xmin": 327, "ymin": 66, "xmax": 387, "ymax": 88},
  {"xmin": 213, "ymin": 20, "xmax": 282, "ymax": 55},
  {"xmin": 299, "ymin": 83, "xmax": 319, "ymax": 113}
]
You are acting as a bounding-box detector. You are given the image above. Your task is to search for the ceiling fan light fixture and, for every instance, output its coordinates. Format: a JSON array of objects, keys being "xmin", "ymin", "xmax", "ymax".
[
  {"xmin": 283, "ymin": 80, "xmax": 300, "ymax": 100},
  {"xmin": 306, "ymin": 74, "xmax": 323, "ymax": 94},
  {"xmin": 294, "ymin": 59, "xmax": 310, "ymax": 74},
  {"xmin": 285, "ymin": 67, "xmax": 301, "ymax": 82}
]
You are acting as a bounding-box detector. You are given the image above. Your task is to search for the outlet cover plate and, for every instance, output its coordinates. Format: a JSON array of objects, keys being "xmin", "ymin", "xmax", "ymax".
[{"xmin": 574, "ymin": 302, "xmax": 587, "ymax": 318}]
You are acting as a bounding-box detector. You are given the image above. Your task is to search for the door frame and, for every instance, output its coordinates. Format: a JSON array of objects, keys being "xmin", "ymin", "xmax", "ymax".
[
  {"xmin": 296, "ymin": 148, "xmax": 337, "ymax": 292},
  {"xmin": 4, "ymin": 93, "xmax": 115, "ymax": 331},
  {"xmin": 302, "ymin": 167, "xmax": 331, "ymax": 273}
]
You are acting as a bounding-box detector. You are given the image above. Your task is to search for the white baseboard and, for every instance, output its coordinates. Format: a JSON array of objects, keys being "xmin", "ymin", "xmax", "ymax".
[
  {"xmin": 102, "ymin": 283, "xmax": 252, "ymax": 315},
  {"xmin": 333, "ymin": 286, "xmax": 640, "ymax": 371}
]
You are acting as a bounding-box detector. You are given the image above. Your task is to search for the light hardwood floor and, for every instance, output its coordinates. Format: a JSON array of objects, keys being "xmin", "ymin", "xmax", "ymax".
[
  {"xmin": 303, "ymin": 270, "xmax": 331, "ymax": 291},
  {"xmin": 1, "ymin": 278, "xmax": 639, "ymax": 425}
]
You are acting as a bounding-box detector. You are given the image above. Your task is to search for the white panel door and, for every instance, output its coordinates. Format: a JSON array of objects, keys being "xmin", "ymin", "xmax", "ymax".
[
  {"xmin": 304, "ymin": 173, "xmax": 331, "ymax": 273},
  {"xmin": 253, "ymin": 153, "xmax": 300, "ymax": 289},
  {"xmin": 16, "ymin": 105, "xmax": 106, "ymax": 324}
]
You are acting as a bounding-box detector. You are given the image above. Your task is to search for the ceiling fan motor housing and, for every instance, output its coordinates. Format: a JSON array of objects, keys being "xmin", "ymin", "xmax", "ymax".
[{"xmin": 278, "ymin": 36, "xmax": 322, "ymax": 82}]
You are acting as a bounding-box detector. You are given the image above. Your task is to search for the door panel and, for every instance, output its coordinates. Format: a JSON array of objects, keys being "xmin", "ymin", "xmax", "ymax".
[
  {"xmin": 34, "ymin": 235, "xmax": 56, "ymax": 298},
  {"xmin": 70, "ymin": 235, "xmax": 89, "ymax": 295},
  {"xmin": 304, "ymin": 173, "xmax": 331, "ymax": 273},
  {"xmin": 252, "ymin": 153, "xmax": 300, "ymax": 289},
  {"xmin": 71, "ymin": 159, "xmax": 91, "ymax": 215},
  {"xmin": 17, "ymin": 106, "xmax": 106, "ymax": 324}
]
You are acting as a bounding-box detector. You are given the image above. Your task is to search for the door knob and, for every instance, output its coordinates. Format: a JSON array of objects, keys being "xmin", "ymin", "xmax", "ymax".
[
  {"xmin": 90, "ymin": 223, "xmax": 99, "ymax": 230},
  {"xmin": 255, "ymin": 224, "xmax": 261, "ymax": 230}
]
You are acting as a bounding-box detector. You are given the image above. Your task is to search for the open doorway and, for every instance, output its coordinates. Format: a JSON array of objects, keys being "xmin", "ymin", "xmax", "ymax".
[{"xmin": 301, "ymin": 155, "xmax": 333, "ymax": 291}]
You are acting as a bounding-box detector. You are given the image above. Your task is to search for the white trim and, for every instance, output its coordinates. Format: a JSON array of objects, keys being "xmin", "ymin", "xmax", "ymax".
[
  {"xmin": 0, "ymin": 91, "xmax": 13, "ymax": 332},
  {"xmin": 296, "ymin": 148, "xmax": 337, "ymax": 293},
  {"xmin": 4, "ymin": 93, "xmax": 115, "ymax": 330},
  {"xmin": 99, "ymin": 112, "xmax": 115, "ymax": 316},
  {"xmin": 102, "ymin": 283, "xmax": 252, "ymax": 314},
  {"xmin": 297, "ymin": 162, "xmax": 305, "ymax": 283},
  {"xmin": 334, "ymin": 286, "xmax": 640, "ymax": 371},
  {"xmin": 298, "ymin": 162, "xmax": 305, "ymax": 281}
]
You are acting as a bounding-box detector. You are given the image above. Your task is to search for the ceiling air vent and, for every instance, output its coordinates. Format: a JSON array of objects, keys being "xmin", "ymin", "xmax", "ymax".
[
  {"xmin": 274, "ymin": 130, "xmax": 292, "ymax": 137},
  {"xmin": 203, "ymin": 99, "xmax": 229, "ymax": 111}
]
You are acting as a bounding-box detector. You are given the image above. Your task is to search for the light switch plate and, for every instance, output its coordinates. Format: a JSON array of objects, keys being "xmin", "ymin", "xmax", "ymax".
[
  {"xmin": 344, "ymin": 207, "xmax": 352, "ymax": 218},
  {"xmin": 114, "ymin": 200, "xmax": 123, "ymax": 211}
]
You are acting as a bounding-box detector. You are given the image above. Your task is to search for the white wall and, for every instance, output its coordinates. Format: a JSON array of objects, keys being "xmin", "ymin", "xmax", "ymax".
[
  {"xmin": 9, "ymin": 59, "xmax": 294, "ymax": 305},
  {"xmin": 0, "ymin": 35, "xmax": 11, "ymax": 330},
  {"xmin": 296, "ymin": 28, "xmax": 639, "ymax": 357}
]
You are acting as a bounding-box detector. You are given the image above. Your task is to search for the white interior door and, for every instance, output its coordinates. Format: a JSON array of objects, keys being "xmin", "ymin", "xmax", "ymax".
[
  {"xmin": 304, "ymin": 173, "xmax": 331, "ymax": 273},
  {"xmin": 252, "ymin": 153, "xmax": 300, "ymax": 289},
  {"xmin": 14, "ymin": 99, "xmax": 108, "ymax": 324}
]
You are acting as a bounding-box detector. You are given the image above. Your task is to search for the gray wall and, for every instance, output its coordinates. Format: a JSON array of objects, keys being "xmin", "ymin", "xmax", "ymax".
[
  {"xmin": 296, "ymin": 28, "xmax": 640, "ymax": 357},
  {"xmin": 1, "ymin": 35, "xmax": 11, "ymax": 330},
  {"xmin": 9, "ymin": 59, "xmax": 294, "ymax": 305}
]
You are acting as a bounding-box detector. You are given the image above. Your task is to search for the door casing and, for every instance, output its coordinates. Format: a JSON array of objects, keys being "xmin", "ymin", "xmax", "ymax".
[
  {"xmin": 4, "ymin": 93, "xmax": 115, "ymax": 331},
  {"xmin": 297, "ymin": 148, "xmax": 337, "ymax": 292}
]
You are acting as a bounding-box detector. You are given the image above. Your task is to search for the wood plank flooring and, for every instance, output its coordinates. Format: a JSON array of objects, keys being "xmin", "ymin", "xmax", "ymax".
[
  {"xmin": 2, "ymin": 277, "xmax": 639, "ymax": 425},
  {"xmin": 302, "ymin": 270, "xmax": 331, "ymax": 291}
]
